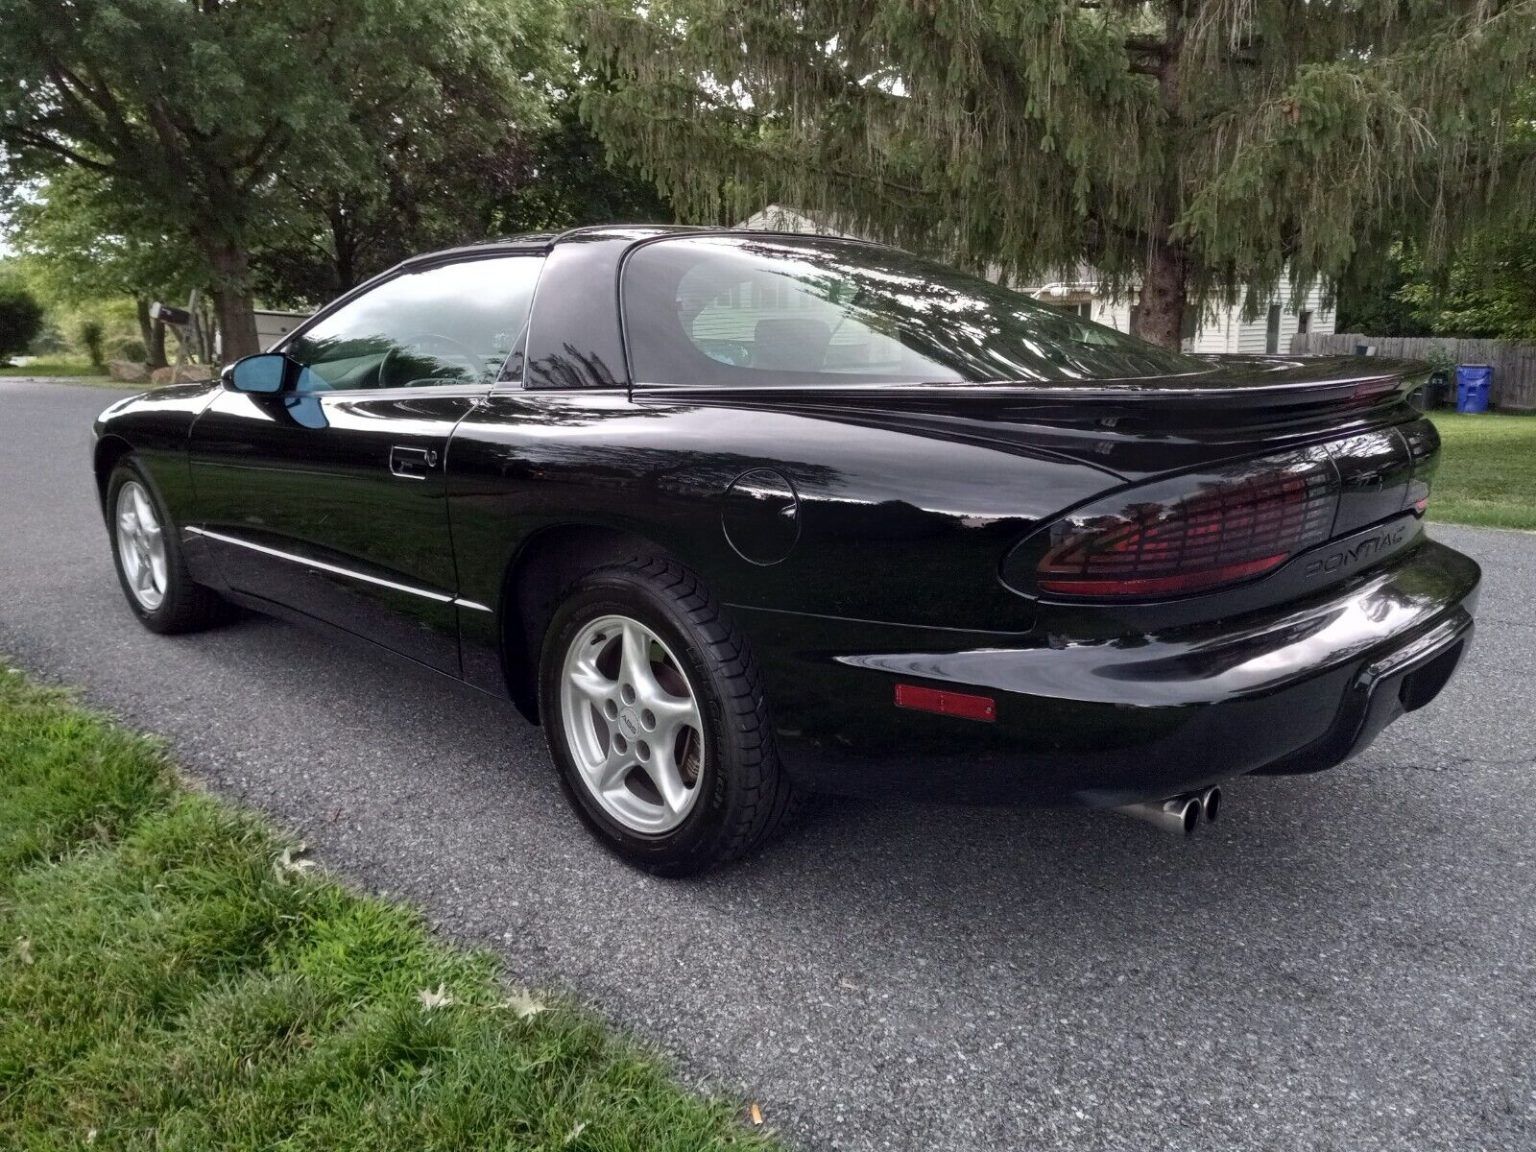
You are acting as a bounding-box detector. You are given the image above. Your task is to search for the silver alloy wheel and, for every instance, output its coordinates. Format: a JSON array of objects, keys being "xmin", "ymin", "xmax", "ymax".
[
  {"xmin": 115, "ymin": 480, "xmax": 168, "ymax": 612},
  {"xmin": 559, "ymin": 614, "xmax": 705, "ymax": 834}
]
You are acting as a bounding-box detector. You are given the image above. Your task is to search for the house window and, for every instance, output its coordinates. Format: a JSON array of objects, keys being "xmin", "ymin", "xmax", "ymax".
[{"xmin": 1298, "ymin": 310, "xmax": 1313, "ymax": 335}]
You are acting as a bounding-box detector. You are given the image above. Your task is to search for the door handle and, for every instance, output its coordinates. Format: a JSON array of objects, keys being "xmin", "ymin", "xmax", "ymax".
[{"xmin": 389, "ymin": 445, "xmax": 439, "ymax": 480}]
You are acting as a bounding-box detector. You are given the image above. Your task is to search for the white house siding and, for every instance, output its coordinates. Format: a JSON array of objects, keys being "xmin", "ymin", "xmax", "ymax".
[
  {"xmin": 1235, "ymin": 315, "xmax": 1271, "ymax": 355},
  {"xmin": 1227, "ymin": 282, "xmax": 1335, "ymax": 356},
  {"xmin": 1092, "ymin": 297, "xmax": 1135, "ymax": 333},
  {"xmin": 255, "ymin": 309, "xmax": 310, "ymax": 351},
  {"xmin": 1187, "ymin": 306, "xmax": 1236, "ymax": 355}
]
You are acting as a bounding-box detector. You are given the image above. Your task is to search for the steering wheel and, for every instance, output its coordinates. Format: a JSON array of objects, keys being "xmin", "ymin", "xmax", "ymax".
[{"xmin": 378, "ymin": 333, "xmax": 484, "ymax": 389}]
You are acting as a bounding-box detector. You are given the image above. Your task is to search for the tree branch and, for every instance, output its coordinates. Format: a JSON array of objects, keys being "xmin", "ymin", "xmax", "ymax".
[
  {"xmin": 2, "ymin": 128, "xmax": 115, "ymax": 173},
  {"xmin": 239, "ymin": 119, "xmax": 292, "ymax": 192}
]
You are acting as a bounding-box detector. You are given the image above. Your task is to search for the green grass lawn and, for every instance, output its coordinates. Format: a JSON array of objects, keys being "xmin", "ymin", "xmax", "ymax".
[
  {"xmin": 0, "ymin": 357, "xmax": 111, "ymax": 379},
  {"xmin": 1429, "ymin": 411, "xmax": 1536, "ymax": 531},
  {"xmin": 0, "ymin": 667, "xmax": 778, "ymax": 1151}
]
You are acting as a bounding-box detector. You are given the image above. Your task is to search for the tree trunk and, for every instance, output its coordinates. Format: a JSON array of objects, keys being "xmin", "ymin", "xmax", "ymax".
[
  {"xmin": 149, "ymin": 317, "xmax": 168, "ymax": 369},
  {"xmin": 135, "ymin": 297, "xmax": 153, "ymax": 360},
  {"xmin": 1134, "ymin": 234, "xmax": 1187, "ymax": 349},
  {"xmin": 329, "ymin": 201, "xmax": 358, "ymax": 293},
  {"xmin": 207, "ymin": 240, "xmax": 260, "ymax": 361},
  {"xmin": 135, "ymin": 297, "xmax": 169, "ymax": 368},
  {"xmin": 1131, "ymin": 7, "xmax": 1189, "ymax": 351}
]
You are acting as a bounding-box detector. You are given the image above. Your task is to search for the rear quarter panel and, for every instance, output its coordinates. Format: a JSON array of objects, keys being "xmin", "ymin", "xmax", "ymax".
[{"xmin": 445, "ymin": 389, "xmax": 1123, "ymax": 637}]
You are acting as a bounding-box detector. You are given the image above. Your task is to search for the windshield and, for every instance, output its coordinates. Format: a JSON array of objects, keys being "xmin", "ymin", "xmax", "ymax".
[{"xmin": 622, "ymin": 234, "xmax": 1210, "ymax": 387}]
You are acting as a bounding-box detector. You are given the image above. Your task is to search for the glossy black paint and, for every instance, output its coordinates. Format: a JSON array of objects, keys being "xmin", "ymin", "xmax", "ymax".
[
  {"xmin": 92, "ymin": 226, "xmax": 1481, "ymax": 808},
  {"xmin": 186, "ymin": 385, "xmax": 482, "ymax": 672}
]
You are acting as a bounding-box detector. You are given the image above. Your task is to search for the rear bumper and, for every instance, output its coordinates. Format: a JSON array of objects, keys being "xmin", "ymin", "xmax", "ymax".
[{"xmin": 740, "ymin": 538, "xmax": 1480, "ymax": 805}]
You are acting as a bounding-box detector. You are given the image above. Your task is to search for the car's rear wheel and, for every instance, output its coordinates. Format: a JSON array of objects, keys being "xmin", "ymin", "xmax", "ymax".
[
  {"xmin": 538, "ymin": 558, "xmax": 797, "ymax": 875},
  {"xmin": 107, "ymin": 459, "xmax": 226, "ymax": 634}
]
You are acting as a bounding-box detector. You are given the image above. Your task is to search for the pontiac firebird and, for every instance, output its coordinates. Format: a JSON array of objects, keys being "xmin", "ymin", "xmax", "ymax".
[{"xmin": 93, "ymin": 226, "xmax": 1480, "ymax": 873}]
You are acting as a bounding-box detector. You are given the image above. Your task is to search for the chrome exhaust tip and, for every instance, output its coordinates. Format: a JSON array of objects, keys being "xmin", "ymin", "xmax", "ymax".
[
  {"xmin": 1114, "ymin": 794, "xmax": 1202, "ymax": 838},
  {"xmin": 1199, "ymin": 786, "xmax": 1221, "ymax": 825}
]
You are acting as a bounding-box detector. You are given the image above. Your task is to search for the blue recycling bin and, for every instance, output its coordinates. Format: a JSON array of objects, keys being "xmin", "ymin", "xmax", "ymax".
[{"xmin": 1455, "ymin": 364, "xmax": 1493, "ymax": 413}]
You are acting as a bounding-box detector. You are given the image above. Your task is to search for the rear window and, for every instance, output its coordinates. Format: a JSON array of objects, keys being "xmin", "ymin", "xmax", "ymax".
[{"xmin": 622, "ymin": 235, "xmax": 1207, "ymax": 387}]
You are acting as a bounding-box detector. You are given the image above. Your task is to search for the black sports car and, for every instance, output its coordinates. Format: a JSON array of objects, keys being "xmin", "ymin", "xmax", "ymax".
[{"xmin": 94, "ymin": 226, "xmax": 1480, "ymax": 873}]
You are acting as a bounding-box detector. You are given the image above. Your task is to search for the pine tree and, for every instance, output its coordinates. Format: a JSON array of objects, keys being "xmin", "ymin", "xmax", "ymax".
[{"xmin": 580, "ymin": 1, "xmax": 1536, "ymax": 347}]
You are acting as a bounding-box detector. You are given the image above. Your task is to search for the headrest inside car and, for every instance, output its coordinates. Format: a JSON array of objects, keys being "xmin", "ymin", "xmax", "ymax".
[{"xmin": 752, "ymin": 318, "xmax": 832, "ymax": 372}]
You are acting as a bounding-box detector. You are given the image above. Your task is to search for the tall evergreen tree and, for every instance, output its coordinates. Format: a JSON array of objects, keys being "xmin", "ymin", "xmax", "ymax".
[{"xmin": 580, "ymin": 1, "xmax": 1536, "ymax": 347}]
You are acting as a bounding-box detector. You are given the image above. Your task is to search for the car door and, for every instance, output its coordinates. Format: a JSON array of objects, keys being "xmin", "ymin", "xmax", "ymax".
[{"xmin": 187, "ymin": 252, "xmax": 545, "ymax": 673}]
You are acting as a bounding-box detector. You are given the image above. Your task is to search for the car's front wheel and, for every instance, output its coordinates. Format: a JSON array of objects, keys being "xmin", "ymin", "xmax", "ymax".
[
  {"xmin": 107, "ymin": 459, "xmax": 226, "ymax": 634},
  {"xmin": 538, "ymin": 558, "xmax": 797, "ymax": 875}
]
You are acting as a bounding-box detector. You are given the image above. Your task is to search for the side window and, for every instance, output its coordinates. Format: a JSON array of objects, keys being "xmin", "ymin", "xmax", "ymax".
[{"xmin": 286, "ymin": 255, "xmax": 543, "ymax": 390}]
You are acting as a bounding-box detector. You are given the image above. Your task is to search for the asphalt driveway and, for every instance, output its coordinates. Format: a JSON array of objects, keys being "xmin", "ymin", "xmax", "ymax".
[{"xmin": 3, "ymin": 378, "xmax": 1533, "ymax": 1151}]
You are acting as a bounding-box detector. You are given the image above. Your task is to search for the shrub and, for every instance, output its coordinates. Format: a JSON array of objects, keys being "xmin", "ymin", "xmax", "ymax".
[
  {"xmin": 28, "ymin": 321, "xmax": 69, "ymax": 356},
  {"xmin": 77, "ymin": 318, "xmax": 106, "ymax": 368},
  {"xmin": 111, "ymin": 336, "xmax": 149, "ymax": 363},
  {"xmin": 0, "ymin": 281, "xmax": 45, "ymax": 365}
]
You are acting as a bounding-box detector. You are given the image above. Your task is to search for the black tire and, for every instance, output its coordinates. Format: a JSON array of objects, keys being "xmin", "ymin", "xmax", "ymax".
[
  {"xmin": 537, "ymin": 557, "xmax": 799, "ymax": 875},
  {"xmin": 106, "ymin": 458, "xmax": 226, "ymax": 634}
]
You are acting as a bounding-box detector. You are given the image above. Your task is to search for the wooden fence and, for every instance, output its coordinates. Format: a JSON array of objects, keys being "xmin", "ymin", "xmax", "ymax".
[{"xmin": 1288, "ymin": 333, "xmax": 1536, "ymax": 411}]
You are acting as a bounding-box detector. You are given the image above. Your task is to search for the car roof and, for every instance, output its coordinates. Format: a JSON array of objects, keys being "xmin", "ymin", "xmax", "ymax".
[{"xmin": 392, "ymin": 224, "xmax": 888, "ymax": 272}]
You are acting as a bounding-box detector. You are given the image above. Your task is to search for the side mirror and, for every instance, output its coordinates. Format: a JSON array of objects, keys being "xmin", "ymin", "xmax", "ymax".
[{"xmin": 227, "ymin": 353, "xmax": 291, "ymax": 394}]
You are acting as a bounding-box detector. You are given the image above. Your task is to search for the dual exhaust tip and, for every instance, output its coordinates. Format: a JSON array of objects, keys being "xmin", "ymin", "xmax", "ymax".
[{"xmin": 1115, "ymin": 786, "xmax": 1221, "ymax": 838}]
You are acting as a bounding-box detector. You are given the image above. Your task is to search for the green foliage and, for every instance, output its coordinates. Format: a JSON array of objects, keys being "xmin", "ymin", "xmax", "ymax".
[
  {"xmin": 23, "ymin": 322, "xmax": 69, "ymax": 357},
  {"xmin": 243, "ymin": 0, "xmax": 566, "ymax": 306},
  {"xmin": 1398, "ymin": 224, "xmax": 1536, "ymax": 339},
  {"xmin": 0, "ymin": 2, "xmax": 677, "ymax": 321},
  {"xmin": 111, "ymin": 335, "xmax": 149, "ymax": 362},
  {"xmin": 1335, "ymin": 245, "xmax": 1435, "ymax": 337},
  {"xmin": 0, "ymin": 665, "xmax": 779, "ymax": 1150},
  {"xmin": 8, "ymin": 167, "xmax": 201, "ymax": 310},
  {"xmin": 0, "ymin": 275, "xmax": 44, "ymax": 363},
  {"xmin": 0, "ymin": 358, "xmax": 115, "ymax": 379},
  {"xmin": 579, "ymin": 1, "xmax": 1536, "ymax": 339},
  {"xmin": 491, "ymin": 93, "xmax": 676, "ymax": 236},
  {"xmin": 251, "ymin": 76, "xmax": 673, "ymax": 308},
  {"xmin": 0, "ymin": 0, "xmax": 558, "ymax": 355},
  {"xmin": 1338, "ymin": 223, "xmax": 1536, "ymax": 339},
  {"xmin": 76, "ymin": 318, "xmax": 106, "ymax": 368}
]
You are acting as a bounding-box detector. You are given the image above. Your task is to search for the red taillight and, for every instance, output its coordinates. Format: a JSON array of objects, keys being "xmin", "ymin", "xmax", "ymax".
[
  {"xmin": 1036, "ymin": 463, "xmax": 1338, "ymax": 599},
  {"xmin": 894, "ymin": 683, "xmax": 997, "ymax": 722}
]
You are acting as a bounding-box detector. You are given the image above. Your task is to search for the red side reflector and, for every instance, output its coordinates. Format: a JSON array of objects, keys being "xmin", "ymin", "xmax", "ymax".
[
  {"xmin": 1413, "ymin": 497, "xmax": 1429, "ymax": 515},
  {"xmin": 894, "ymin": 683, "xmax": 996, "ymax": 722}
]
